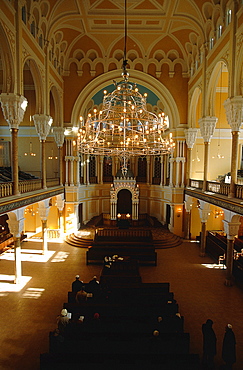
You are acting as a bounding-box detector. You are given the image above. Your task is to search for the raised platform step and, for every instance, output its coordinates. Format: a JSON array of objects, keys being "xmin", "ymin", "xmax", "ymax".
[{"xmin": 66, "ymin": 227, "xmax": 182, "ymax": 250}]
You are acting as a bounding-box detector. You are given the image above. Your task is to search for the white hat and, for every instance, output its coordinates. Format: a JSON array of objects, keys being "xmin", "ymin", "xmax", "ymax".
[
  {"xmin": 76, "ymin": 275, "xmax": 79, "ymax": 278},
  {"xmin": 227, "ymin": 324, "xmax": 232, "ymax": 329},
  {"xmin": 61, "ymin": 309, "xmax": 67, "ymax": 316}
]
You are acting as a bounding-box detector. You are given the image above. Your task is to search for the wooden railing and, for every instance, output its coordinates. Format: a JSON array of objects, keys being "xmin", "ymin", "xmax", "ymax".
[{"xmin": 0, "ymin": 178, "xmax": 60, "ymax": 198}]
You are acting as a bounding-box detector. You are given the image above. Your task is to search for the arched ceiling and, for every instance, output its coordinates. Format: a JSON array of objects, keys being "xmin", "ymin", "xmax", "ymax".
[{"xmin": 37, "ymin": 0, "xmax": 213, "ymax": 67}]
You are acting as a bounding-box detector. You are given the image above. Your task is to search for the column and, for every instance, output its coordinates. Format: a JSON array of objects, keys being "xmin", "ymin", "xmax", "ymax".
[
  {"xmin": 33, "ymin": 114, "xmax": 53, "ymax": 189},
  {"xmin": 56, "ymin": 197, "xmax": 65, "ymax": 237},
  {"xmin": 181, "ymin": 158, "xmax": 185, "ymax": 187},
  {"xmin": 146, "ymin": 157, "xmax": 150, "ymax": 184},
  {"xmin": 99, "ymin": 156, "xmax": 104, "ymax": 184},
  {"xmin": 53, "ymin": 127, "xmax": 65, "ymax": 186},
  {"xmin": 224, "ymin": 97, "xmax": 243, "ymax": 198},
  {"xmin": 184, "ymin": 196, "xmax": 193, "ymax": 239},
  {"xmin": 87, "ymin": 155, "xmax": 90, "ymax": 185},
  {"xmin": 41, "ymin": 219, "xmax": 48, "ymax": 254},
  {"xmin": 38, "ymin": 201, "xmax": 50, "ymax": 254},
  {"xmin": 169, "ymin": 158, "xmax": 174, "ymax": 187},
  {"xmin": 65, "ymin": 158, "xmax": 69, "ymax": 185},
  {"xmin": 0, "ymin": 94, "xmax": 28, "ymax": 195},
  {"xmin": 83, "ymin": 155, "xmax": 87, "ymax": 184},
  {"xmin": 184, "ymin": 128, "xmax": 198, "ymax": 187},
  {"xmin": 160, "ymin": 155, "xmax": 164, "ymax": 186},
  {"xmin": 198, "ymin": 201, "xmax": 211, "ymax": 256},
  {"xmin": 75, "ymin": 157, "xmax": 80, "ymax": 186},
  {"xmin": 175, "ymin": 158, "xmax": 180, "ymax": 187},
  {"xmin": 70, "ymin": 158, "xmax": 74, "ymax": 186},
  {"xmin": 199, "ymin": 117, "xmax": 217, "ymax": 191},
  {"xmin": 223, "ymin": 219, "xmax": 241, "ymax": 286},
  {"xmin": 7, "ymin": 210, "xmax": 25, "ymax": 284}
]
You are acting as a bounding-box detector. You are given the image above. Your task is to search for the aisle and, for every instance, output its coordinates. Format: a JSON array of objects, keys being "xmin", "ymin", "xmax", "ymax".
[{"xmin": 0, "ymin": 239, "xmax": 242, "ymax": 369}]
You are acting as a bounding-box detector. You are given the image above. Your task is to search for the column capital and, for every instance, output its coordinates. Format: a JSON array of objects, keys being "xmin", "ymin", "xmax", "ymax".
[
  {"xmin": 7, "ymin": 210, "xmax": 25, "ymax": 238},
  {"xmin": 223, "ymin": 220, "xmax": 241, "ymax": 240},
  {"xmin": 0, "ymin": 93, "xmax": 28, "ymax": 129},
  {"xmin": 184, "ymin": 128, "xmax": 198, "ymax": 149},
  {"xmin": 224, "ymin": 96, "xmax": 243, "ymax": 132},
  {"xmin": 199, "ymin": 116, "xmax": 217, "ymax": 142},
  {"xmin": 53, "ymin": 127, "xmax": 65, "ymax": 147},
  {"xmin": 33, "ymin": 114, "xmax": 53, "ymax": 141},
  {"xmin": 198, "ymin": 201, "xmax": 211, "ymax": 222}
]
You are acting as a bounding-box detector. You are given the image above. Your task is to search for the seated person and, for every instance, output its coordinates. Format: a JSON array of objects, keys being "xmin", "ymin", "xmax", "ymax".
[
  {"xmin": 76, "ymin": 288, "xmax": 88, "ymax": 303},
  {"xmin": 87, "ymin": 276, "xmax": 100, "ymax": 296},
  {"xmin": 72, "ymin": 275, "xmax": 84, "ymax": 292},
  {"xmin": 56, "ymin": 308, "xmax": 70, "ymax": 335}
]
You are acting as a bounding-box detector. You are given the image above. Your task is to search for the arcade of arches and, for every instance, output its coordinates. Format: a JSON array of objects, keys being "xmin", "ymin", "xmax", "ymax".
[{"xmin": 1, "ymin": 1, "xmax": 243, "ymax": 369}]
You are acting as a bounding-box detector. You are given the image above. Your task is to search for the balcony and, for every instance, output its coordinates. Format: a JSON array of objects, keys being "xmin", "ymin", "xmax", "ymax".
[
  {"xmin": 186, "ymin": 179, "xmax": 243, "ymax": 216},
  {"xmin": 0, "ymin": 178, "xmax": 64, "ymax": 214}
]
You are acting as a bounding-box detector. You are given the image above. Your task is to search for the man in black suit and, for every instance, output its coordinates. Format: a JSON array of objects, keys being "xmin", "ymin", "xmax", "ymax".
[{"xmin": 72, "ymin": 275, "xmax": 84, "ymax": 293}]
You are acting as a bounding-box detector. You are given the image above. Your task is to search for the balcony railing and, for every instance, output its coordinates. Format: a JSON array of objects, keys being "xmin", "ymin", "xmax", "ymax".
[
  {"xmin": 0, "ymin": 178, "xmax": 60, "ymax": 198},
  {"xmin": 189, "ymin": 179, "xmax": 243, "ymax": 200}
]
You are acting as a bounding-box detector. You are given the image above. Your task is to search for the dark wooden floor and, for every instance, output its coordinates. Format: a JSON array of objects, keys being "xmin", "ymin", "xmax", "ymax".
[{"xmin": 0, "ymin": 238, "xmax": 243, "ymax": 370}]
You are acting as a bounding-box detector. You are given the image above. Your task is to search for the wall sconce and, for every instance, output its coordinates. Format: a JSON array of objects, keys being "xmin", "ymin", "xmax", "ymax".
[
  {"xmin": 126, "ymin": 213, "xmax": 131, "ymax": 218},
  {"xmin": 177, "ymin": 208, "xmax": 182, "ymax": 217},
  {"xmin": 117, "ymin": 213, "xmax": 121, "ymax": 219},
  {"xmin": 214, "ymin": 209, "xmax": 224, "ymax": 218}
]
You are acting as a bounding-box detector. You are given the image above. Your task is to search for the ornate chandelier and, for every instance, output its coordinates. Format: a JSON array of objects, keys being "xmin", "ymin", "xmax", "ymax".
[{"xmin": 77, "ymin": 0, "xmax": 175, "ymax": 175}]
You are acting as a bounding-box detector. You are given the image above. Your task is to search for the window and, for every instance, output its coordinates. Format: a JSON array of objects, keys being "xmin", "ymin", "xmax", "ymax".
[
  {"xmin": 22, "ymin": 6, "xmax": 27, "ymax": 24},
  {"xmin": 226, "ymin": 9, "xmax": 232, "ymax": 26},
  {"xmin": 209, "ymin": 37, "xmax": 214, "ymax": 50},
  {"xmin": 103, "ymin": 156, "xmax": 112, "ymax": 178},
  {"xmin": 154, "ymin": 156, "xmax": 161, "ymax": 179},
  {"xmin": 137, "ymin": 157, "xmax": 147, "ymax": 182},
  {"xmin": 217, "ymin": 25, "xmax": 222, "ymax": 39},
  {"xmin": 39, "ymin": 35, "xmax": 43, "ymax": 48},
  {"xmin": 89, "ymin": 155, "xmax": 97, "ymax": 183},
  {"xmin": 30, "ymin": 21, "xmax": 36, "ymax": 37}
]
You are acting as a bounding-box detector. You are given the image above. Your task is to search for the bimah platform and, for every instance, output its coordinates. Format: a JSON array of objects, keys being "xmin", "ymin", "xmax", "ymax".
[{"xmin": 86, "ymin": 228, "xmax": 157, "ymax": 265}]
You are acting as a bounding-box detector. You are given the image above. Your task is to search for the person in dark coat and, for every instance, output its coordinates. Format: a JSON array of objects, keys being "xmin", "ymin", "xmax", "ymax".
[
  {"xmin": 72, "ymin": 275, "xmax": 84, "ymax": 293},
  {"xmin": 222, "ymin": 324, "xmax": 236, "ymax": 369},
  {"xmin": 87, "ymin": 275, "xmax": 100, "ymax": 296},
  {"xmin": 202, "ymin": 319, "xmax": 217, "ymax": 368}
]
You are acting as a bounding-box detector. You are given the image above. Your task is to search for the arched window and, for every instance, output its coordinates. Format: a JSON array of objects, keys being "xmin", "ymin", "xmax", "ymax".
[
  {"xmin": 22, "ymin": 6, "xmax": 27, "ymax": 24},
  {"xmin": 30, "ymin": 21, "xmax": 36, "ymax": 37},
  {"xmin": 226, "ymin": 9, "xmax": 232, "ymax": 26},
  {"xmin": 137, "ymin": 156, "xmax": 147, "ymax": 182},
  {"xmin": 89, "ymin": 155, "xmax": 97, "ymax": 183},
  {"xmin": 39, "ymin": 35, "xmax": 43, "ymax": 48},
  {"xmin": 152, "ymin": 156, "xmax": 161, "ymax": 184},
  {"xmin": 217, "ymin": 25, "xmax": 222, "ymax": 39},
  {"xmin": 103, "ymin": 156, "xmax": 113, "ymax": 182},
  {"xmin": 209, "ymin": 37, "xmax": 214, "ymax": 50}
]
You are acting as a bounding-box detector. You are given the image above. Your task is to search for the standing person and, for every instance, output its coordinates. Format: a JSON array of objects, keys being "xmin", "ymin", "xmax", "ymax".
[
  {"xmin": 202, "ymin": 319, "xmax": 217, "ymax": 369},
  {"xmin": 222, "ymin": 324, "xmax": 236, "ymax": 369},
  {"xmin": 72, "ymin": 275, "xmax": 84, "ymax": 293}
]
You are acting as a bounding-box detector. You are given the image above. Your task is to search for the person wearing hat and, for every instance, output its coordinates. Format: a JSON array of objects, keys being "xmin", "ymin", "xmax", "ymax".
[
  {"xmin": 87, "ymin": 275, "xmax": 100, "ymax": 296},
  {"xmin": 72, "ymin": 274, "xmax": 84, "ymax": 293},
  {"xmin": 222, "ymin": 324, "xmax": 236, "ymax": 369},
  {"xmin": 56, "ymin": 308, "xmax": 70, "ymax": 336}
]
